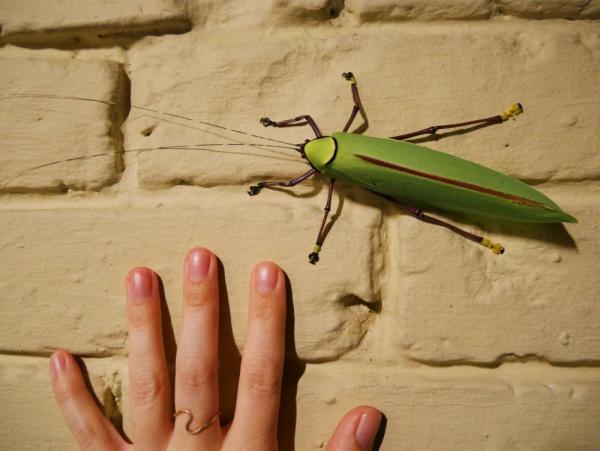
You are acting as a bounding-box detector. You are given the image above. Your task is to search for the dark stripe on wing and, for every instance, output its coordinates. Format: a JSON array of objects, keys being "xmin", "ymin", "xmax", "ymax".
[{"xmin": 356, "ymin": 154, "xmax": 546, "ymax": 208}]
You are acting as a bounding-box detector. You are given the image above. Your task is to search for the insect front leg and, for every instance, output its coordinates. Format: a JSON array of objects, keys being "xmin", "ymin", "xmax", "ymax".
[
  {"xmin": 308, "ymin": 178, "xmax": 336, "ymax": 265},
  {"xmin": 389, "ymin": 103, "xmax": 523, "ymax": 141},
  {"xmin": 260, "ymin": 115, "xmax": 323, "ymax": 137},
  {"xmin": 247, "ymin": 168, "xmax": 317, "ymax": 196}
]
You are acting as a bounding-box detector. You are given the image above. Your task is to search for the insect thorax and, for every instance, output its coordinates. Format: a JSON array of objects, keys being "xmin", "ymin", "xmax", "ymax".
[{"xmin": 304, "ymin": 136, "xmax": 337, "ymax": 172}]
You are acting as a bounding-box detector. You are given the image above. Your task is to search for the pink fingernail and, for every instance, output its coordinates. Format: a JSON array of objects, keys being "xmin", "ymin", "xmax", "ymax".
[
  {"xmin": 254, "ymin": 262, "xmax": 279, "ymax": 294},
  {"xmin": 127, "ymin": 268, "xmax": 153, "ymax": 302},
  {"xmin": 50, "ymin": 352, "xmax": 67, "ymax": 378},
  {"xmin": 355, "ymin": 410, "xmax": 382, "ymax": 450},
  {"xmin": 185, "ymin": 248, "xmax": 211, "ymax": 283}
]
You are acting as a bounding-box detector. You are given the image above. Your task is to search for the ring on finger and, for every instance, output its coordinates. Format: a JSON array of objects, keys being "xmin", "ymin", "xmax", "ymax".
[{"xmin": 173, "ymin": 409, "xmax": 220, "ymax": 435}]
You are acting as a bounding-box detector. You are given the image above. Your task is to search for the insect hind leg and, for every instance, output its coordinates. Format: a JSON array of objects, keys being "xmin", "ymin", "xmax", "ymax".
[
  {"xmin": 384, "ymin": 196, "xmax": 505, "ymax": 255},
  {"xmin": 389, "ymin": 103, "xmax": 523, "ymax": 141}
]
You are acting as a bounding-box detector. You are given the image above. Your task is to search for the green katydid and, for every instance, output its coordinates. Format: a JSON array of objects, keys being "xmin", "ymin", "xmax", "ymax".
[{"xmin": 248, "ymin": 72, "xmax": 577, "ymax": 264}]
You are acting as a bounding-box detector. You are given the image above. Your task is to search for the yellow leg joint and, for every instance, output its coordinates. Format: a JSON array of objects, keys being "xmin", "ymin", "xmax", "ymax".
[
  {"xmin": 308, "ymin": 244, "xmax": 322, "ymax": 264},
  {"xmin": 481, "ymin": 238, "xmax": 505, "ymax": 255},
  {"xmin": 500, "ymin": 103, "xmax": 523, "ymax": 121}
]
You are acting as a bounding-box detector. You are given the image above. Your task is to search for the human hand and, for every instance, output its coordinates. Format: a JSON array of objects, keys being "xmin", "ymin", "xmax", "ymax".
[{"xmin": 50, "ymin": 248, "xmax": 383, "ymax": 450}]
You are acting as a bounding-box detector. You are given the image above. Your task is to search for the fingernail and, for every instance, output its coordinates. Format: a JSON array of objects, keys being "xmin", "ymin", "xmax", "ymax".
[
  {"xmin": 127, "ymin": 268, "xmax": 153, "ymax": 302},
  {"xmin": 50, "ymin": 352, "xmax": 67, "ymax": 378},
  {"xmin": 185, "ymin": 249, "xmax": 211, "ymax": 283},
  {"xmin": 355, "ymin": 410, "xmax": 382, "ymax": 450},
  {"xmin": 254, "ymin": 262, "xmax": 279, "ymax": 294}
]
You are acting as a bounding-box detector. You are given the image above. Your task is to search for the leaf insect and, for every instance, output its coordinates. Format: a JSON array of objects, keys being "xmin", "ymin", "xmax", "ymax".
[
  {"xmin": 247, "ymin": 72, "xmax": 577, "ymax": 264},
  {"xmin": 3, "ymin": 73, "xmax": 576, "ymax": 265}
]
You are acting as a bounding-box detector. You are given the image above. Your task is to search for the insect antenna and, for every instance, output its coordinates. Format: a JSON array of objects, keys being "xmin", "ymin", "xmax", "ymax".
[
  {"xmin": 4, "ymin": 93, "xmax": 298, "ymax": 147},
  {"xmin": 0, "ymin": 143, "xmax": 302, "ymax": 189},
  {"xmin": 129, "ymin": 142, "xmax": 303, "ymax": 157}
]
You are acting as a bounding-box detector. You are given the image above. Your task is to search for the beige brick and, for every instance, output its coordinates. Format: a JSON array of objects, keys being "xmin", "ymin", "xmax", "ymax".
[
  {"xmin": 282, "ymin": 0, "xmax": 346, "ymax": 19},
  {"xmin": 345, "ymin": 0, "xmax": 600, "ymax": 20},
  {"xmin": 378, "ymin": 184, "xmax": 600, "ymax": 363},
  {"xmin": 346, "ymin": 0, "xmax": 492, "ymax": 21},
  {"xmin": 124, "ymin": 22, "xmax": 600, "ymax": 188},
  {"xmin": 0, "ymin": 0, "xmax": 190, "ymax": 47},
  {"xmin": 186, "ymin": 0, "xmax": 345, "ymax": 26},
  {"xmin": 0, "ymin": 57, "xmax": 126, "ymax": 192},
  {"xmin": 496, "ymin": 0, "xmax": 600, "ymax": 19},
  {"xmin": 0, "ymin": 191, "xmax": 380, "ymax": 361},
  {"xmin": 1, "ymin": 3, "xmax": 599, "ymax": 449},
  {"xmin": 6, "ymin": 358, "xmax": 599, "ymax": 450},
  {"xmin": 295, "ymin": 362, "xmax": 600, "ymax": 450},
  {"xmin": 0, "ymin": 355, "xmax": 125, "ymax": 451}
]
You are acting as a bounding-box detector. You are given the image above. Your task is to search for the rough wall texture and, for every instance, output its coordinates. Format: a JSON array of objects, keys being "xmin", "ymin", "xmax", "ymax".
[{"xmin": 1, "ymin": 1, "xmax": 599, "ymax": 450}]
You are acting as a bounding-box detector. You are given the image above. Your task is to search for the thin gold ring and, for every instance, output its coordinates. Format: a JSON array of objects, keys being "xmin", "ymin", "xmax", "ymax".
[{"xmin": 173, "ymin": 409, "xmax": 221, "ymax": 435}]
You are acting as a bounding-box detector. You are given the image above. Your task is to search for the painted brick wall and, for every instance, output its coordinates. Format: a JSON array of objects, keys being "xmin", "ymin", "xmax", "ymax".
[{"xmin": 1, "ymin": 1, "xmax": 599, "ymax": 449}]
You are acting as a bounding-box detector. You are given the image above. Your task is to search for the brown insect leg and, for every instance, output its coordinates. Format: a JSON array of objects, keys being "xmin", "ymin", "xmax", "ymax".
[
  {"xmin": 390, "ymin": 104, "xmax": 523, "ymax": 141},
  {"xmin": 247, "ymin": 168, "xmax": 317, "ymax": 196},
  {"xmin": 308, "ymin": 178, "xmax": 336, "ymax": 264},
  {"xmin": 260, "ymin": 115, "xmax": 323, "ymax": 138}
]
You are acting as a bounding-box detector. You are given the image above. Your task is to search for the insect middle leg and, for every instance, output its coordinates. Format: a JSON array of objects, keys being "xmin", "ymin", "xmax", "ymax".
[
  {"xmin": 389, "ymin": 103, "xmax": 523, "ymax": 141},
  {"xmin": 247, "ymin": 168, "xmax": 317, "ymax": 196},
  {"xmin": 308, "ymin": 178, "xmax": 336, "ymax": 264},
  {"xmin": 260, "ymin": 115, "xmax": 323, "ymax": 138}
]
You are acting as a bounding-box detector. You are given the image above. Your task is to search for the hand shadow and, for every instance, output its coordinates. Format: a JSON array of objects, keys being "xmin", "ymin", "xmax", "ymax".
[
  {"xmin": 278, "ymin": 274, "xmax": 306, "ymax": 451},
  {"xmin": 75, "ymin": 356, "xmax": 130, "ymax": 443}
]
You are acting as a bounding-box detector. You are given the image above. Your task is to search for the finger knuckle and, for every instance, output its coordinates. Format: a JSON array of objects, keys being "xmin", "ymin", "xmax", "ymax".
[
  {"xmin": 54, "ymin": 380, "xmax": 82, "ymax": 406},
  {"xmin": 71, "ymin": 420, "xmax": 98, "ymax": 450},
  {"xmin": 178, "ymin": 360, "xmax": 217, "ymax": 393},
  {"xmin": 252, "ymin": 293, "xmax": 280, "ymax": 321},
  {"xmin": 53, "ymin": 384, "xmax": 73, "ymax": 406},
  {"xmin": 245, "ymin": 361, "xmax": 281, "ymax": 398},
  {"xmin": 184, "ymin": 283, "xmax": 215, "ymax": 308},
  {"xmin": 131, "ymin": 371, "xmax": 165, "ymax": 407},
  {"xmin": 128, "ymin": 306, "xmax": 157, "ymax": 330}
]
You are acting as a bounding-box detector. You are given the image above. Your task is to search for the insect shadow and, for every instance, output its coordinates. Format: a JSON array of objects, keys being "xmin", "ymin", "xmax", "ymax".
[
  {"xmin": 407, "ymin": 125, "xmax": 577, "ymax": 250},
  {"xmin": 342, "ymin": 182, "xmax": 576, "ymax": 252}
]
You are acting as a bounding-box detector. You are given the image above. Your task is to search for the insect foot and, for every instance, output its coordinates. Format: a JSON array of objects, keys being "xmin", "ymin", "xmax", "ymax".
[
  {"xmin": 481, "ymin": 238, "xmax": 505, "ymax": 255},
  {"xmin": 260, "ymin": 117, "xmax": 275, "ymax": 127},
  {"xmin": 342, "ymin": 72, "xmax": 354, "ymax": 81},
  {"xmin": 308, "ymin": 252, "xmax": 320, "ymax": 265},
  {"xmin": 500, "ymin": 103, "xmax": 524, "ymax": 121},
  {"xmin": 247, "ymin": 185, "xmax": 262, "ymax": 196}
]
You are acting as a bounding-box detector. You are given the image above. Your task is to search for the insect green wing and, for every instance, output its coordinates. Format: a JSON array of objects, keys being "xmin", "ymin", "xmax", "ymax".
[{"xmin": 313, "ymin": 132, "xmax": 576, "ymax": 224}]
